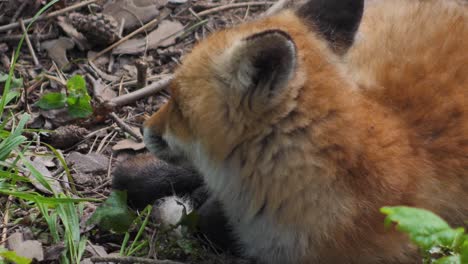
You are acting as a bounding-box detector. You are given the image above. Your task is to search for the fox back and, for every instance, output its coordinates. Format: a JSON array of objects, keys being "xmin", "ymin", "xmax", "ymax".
[{"xmin": 143, "ymin": 0, "xmax": 468, "ymax": 263}]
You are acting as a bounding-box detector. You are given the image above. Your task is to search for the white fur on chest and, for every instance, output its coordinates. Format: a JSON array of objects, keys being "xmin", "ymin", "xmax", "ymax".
[{"xmin": 164, "ymin": 134, "xmax": 308, "ymax": 263}]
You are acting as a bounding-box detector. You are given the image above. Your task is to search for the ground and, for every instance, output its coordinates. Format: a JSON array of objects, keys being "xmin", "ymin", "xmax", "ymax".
[{"xmin": 0, "ymin": 0, "xmax": 274, "ymax": 263}]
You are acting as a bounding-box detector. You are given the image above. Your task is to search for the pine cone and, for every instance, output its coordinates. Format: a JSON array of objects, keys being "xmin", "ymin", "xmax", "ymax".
[{"xmin": 69, "ymin": 12, "xmax": 120, "ymax": 46}]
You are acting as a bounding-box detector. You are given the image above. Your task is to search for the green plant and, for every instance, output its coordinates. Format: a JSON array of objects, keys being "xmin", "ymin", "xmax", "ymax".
[
  {"xmin": 37, "ymin": 75, "xmax": 93, "ymax": 118},
  {"xmin": 0, "ymin": 0, "xmax": 59, "ymax": 118},
  {"xmin": 381, "ymin": 206, "xmax": 468, "ymax": 264},
  {"xmin": 0, "ymin": 1, "xmax": 94, "ymax": 263},
  {"xmin": 0, "ymin": 73, "xmax": 22, "ymax": 107},
  {"xmin": 87, "ymin": 190, "xmax": 136, "ymax": 233},
  {"xmin": 0, "ymin": 247, "xmax": 31, "ymax": 264}
]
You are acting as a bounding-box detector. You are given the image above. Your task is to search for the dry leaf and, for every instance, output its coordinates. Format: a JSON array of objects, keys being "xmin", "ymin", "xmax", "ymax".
[
  {"xmin": 43, "ymin": 243, "xmax": 66, "ymax": 261},
  {"xmin": 89, "ymin": 75, "xmax": 117, "ymax": 101},
  {"xmin": 103, "ymin": 0, "xmax": 167, "ymax": 30},
  {"xmin": 113, "ymin": 20, "xmax": 184, "ymax": 55},
  {"xmin": 34, "ymin": 156, "xmax": 56, "ymax": 168},
  {"xmin": 41, "ymin": 37, "xmax": 75, "ymax": 71},
  {"xmin": 67, "ymin": 152, "xmax": 109, "ymax": 174},
  {"xmin": 25, "ymin": 156, "xmax": 63, "ymax": 194},
  {"xmin": 7, "ymin": 232, "xmax": 44, "ymax": 262},
  {"xmin": 85, "ymin": 243, "xmax": 108, "ymax": 257},
  {"xmin": 40, "ymin": 108, "xmax": 76, "ymax": 128}
]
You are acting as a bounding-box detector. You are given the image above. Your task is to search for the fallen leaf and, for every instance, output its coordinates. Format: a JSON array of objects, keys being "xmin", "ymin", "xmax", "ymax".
[
  {"xmin": 103, "ymin": 0, "xmax": 166, "ymax": 30},
  {"xmin": 80, "ymin": 258, "xmax": 94, "ymax": 264},
  {"xmin": 39, "ymin": 108, "xmax": 76, "ymax": 128},
  {"xmin": 67, "ymin": 152, "xmax": 109, "ymax": 174},
  {"xmin": 43, "ymin": 243, "xmax": 65, "ymax": 261},
  {"xmin": 85, "ymin": 243, "xmax": 108, "ymax": 257},
  {"xmin": 113, "ymin": 20, "xmax": 184, "ymax": 55},
  {"xmin": 34, "ymin": 156, "xmax": 56, "ymax": 168},
  {"xmin": 7, "ymin": 232, "xmax": 44, "ymax": 262},
  {"xmin": 112, "ymin": 138, "xmax": 146, "ymax": 151},
  {"xmin": 88, "ymin": 75, "xmax": 117, "ymax": 101},
  {"xmin": 24, "ymin": 156, "xmax": 63, "ymax": 194},
  {"xmin": 41, "ymin": 37, "xmax": 75, "ymax": 71}
]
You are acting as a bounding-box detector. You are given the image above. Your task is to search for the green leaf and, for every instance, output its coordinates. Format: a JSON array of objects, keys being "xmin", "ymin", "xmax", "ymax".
[
  {"xmin": 5, "ymin": 90, "xmax": 20, "ymax": 105},
  {"xmin": 0, "ymin": 189, "xmax": 98, "ymax": 205},
  {"xmin": 67, "ymin": 95, "xmax": 93, "ymax": 118},
  {"xmin": 380, "ymin": 206, "xmax": 464, "ymax": 251},
  {"xmin": 66, "ymin": 75, "xmax": 87, "ymax": 97},
  {"xmin": 0, "ymin": 114, "xmax": 29, "ymax": 161},
  {"xmin": 460, "ymin": 239, "xmax": 468, "ymax": 263},
  {"xmin": 0, "ymin": 248, "xmax": 32, "ymax": 264},
  {"xmin": 433, "ymin": 255, "xmax": 461, "ymax": 264},
  {"xmin": 0, "ymin": 73, "xmax": 23, "ymax": 89},
  {"xmin": 87, "ymin": 190, "xmax": 136, "ymax": 233},
  {"xmin": 37, "ymin": 92, "xmax": 67, "ymax": 109},
  {"xmin": 65, "ymin": 75, "xmax": 93, "ymax": 118},
  {"xmin": 0, "ymin": 0, "xmax": 59, "ymax": 117}
]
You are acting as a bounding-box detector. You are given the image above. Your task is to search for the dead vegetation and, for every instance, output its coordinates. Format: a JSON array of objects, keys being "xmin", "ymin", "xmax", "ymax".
[{"xmin": 0, "ymin": 0, "xmax": 282, "ymax": 263}]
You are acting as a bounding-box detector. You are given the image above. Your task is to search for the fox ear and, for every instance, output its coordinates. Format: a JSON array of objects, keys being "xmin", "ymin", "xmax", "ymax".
[
  {"xmin": 218, "ymin": 30, "xmax": 296, "ymax": 111},
  {"xmin": 297, "ymin": 0, "xmax": 364, "ymax": 53}
]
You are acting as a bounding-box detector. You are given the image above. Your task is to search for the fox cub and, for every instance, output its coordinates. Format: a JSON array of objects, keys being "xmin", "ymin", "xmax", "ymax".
[{"xmin": 113, "ymin": 0, "xmax": 468, "ymax": 263}]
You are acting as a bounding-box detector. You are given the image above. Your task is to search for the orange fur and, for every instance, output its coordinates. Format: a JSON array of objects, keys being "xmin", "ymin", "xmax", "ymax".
[{"xmin": 144, "ymin": 0, "xmax": 468, "ymax": 263}]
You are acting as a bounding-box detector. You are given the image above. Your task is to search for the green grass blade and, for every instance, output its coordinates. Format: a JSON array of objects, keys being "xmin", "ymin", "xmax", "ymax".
[
  {"xmin": 41, "ymin": 142, "xmax": 76, "ymax": 194},
  {"xmin": 0, "ymin": 0, "xmax": 59, "ymax": 117},
  {"xmin": 0, "ymin": 114, "xmax": 29, "ymax": 160}
]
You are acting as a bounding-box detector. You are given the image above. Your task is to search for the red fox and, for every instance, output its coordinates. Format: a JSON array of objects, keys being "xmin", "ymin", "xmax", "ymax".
[{"xmin": 114, "ymin": 0, "xmax": 468, "ymax": 263}]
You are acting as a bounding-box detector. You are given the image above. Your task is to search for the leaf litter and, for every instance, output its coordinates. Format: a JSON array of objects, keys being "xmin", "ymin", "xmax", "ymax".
[{"xmin": 0, "ymin": 0, "xmax": 275, "ymax": 263}]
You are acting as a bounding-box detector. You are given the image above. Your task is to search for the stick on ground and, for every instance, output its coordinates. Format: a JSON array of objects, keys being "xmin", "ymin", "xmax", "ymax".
[
  {"xmin": 109, "ymin": 76, "xmax": 173, "ymax": 108},
  {"xmin": 196, "ymin": 1, "xmax": 275, "ymax": 17},
  {"xmin": 91, "ymin": 256, "xmax": 185, "ymax": 264},
  {"xmin": 19, "ymin": 19, "xmax": 40, "ymax": 67}
]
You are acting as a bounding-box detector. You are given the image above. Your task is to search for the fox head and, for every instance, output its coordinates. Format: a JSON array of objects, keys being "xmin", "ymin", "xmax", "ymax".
[{"xmin": 143, "ymin": 0, "xmax": 364, "ymax": 167}]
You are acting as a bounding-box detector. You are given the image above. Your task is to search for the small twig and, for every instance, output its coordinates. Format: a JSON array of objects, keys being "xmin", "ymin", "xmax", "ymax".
[
  {"xmin": 106, "ymin": 152, "xmax": 113, "ymax": 180},
  {"xmin": 196, "ymin": 1, "xmax": 275, "ymax": 17},
  {"xmin": 9, "ymin": 1, "xmax": 28, "ymax": 24},
  {"xmin": 90, "ymin": 256, "xmax": 185, "ymax": 264},
  {"xmin": 87, "ymin": 74, "xmax": 144, "ymax": 142},
  {"xmin": 100, "ymin": 130, "xmax": 118, "ymax": 153},
  {"xmin": 136, "ymin": 58, "xmax": 149, "ymax": 89},
  {"xmin": 0, "ymin": 33, "xmax": 57, "ymax": 43},
  {"xmin": 109, "ymin": 76, "xmax": 173, "ymax": 107},
  {"xmin": 110, "ymin": 113, "xmax": 143, "ymax": 142},
  {"xmin": 19, "ymin": 19, "xmax": 40, "ymax": 67},
  {"xmin": 0, "ymin": 0, "xmax": 99, "ymax": 32},
  {"xmin": 111, "ymin": 74, "xmax": 166, "ymax": 88},
  {"xmin": 118, "ymin": 18, "xmax": 126, "ymax": 38},
  {"xmin": 96, "ymin": 130, "xmax": 117, "ymax": 153},
  {"xmin": 90, "ymin": 8, "xmax": 171, "ymax": 61},
  {"xmin": 1, "ymin": 196, "xmax": 13, "ymax": 248},
  {"xmin": 261, "ymin": 0, "xmax": 293, "ymax": 17},
  {"xmin": 7, "ymin": 0, "xmax": 28, "ymax": 34}
]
